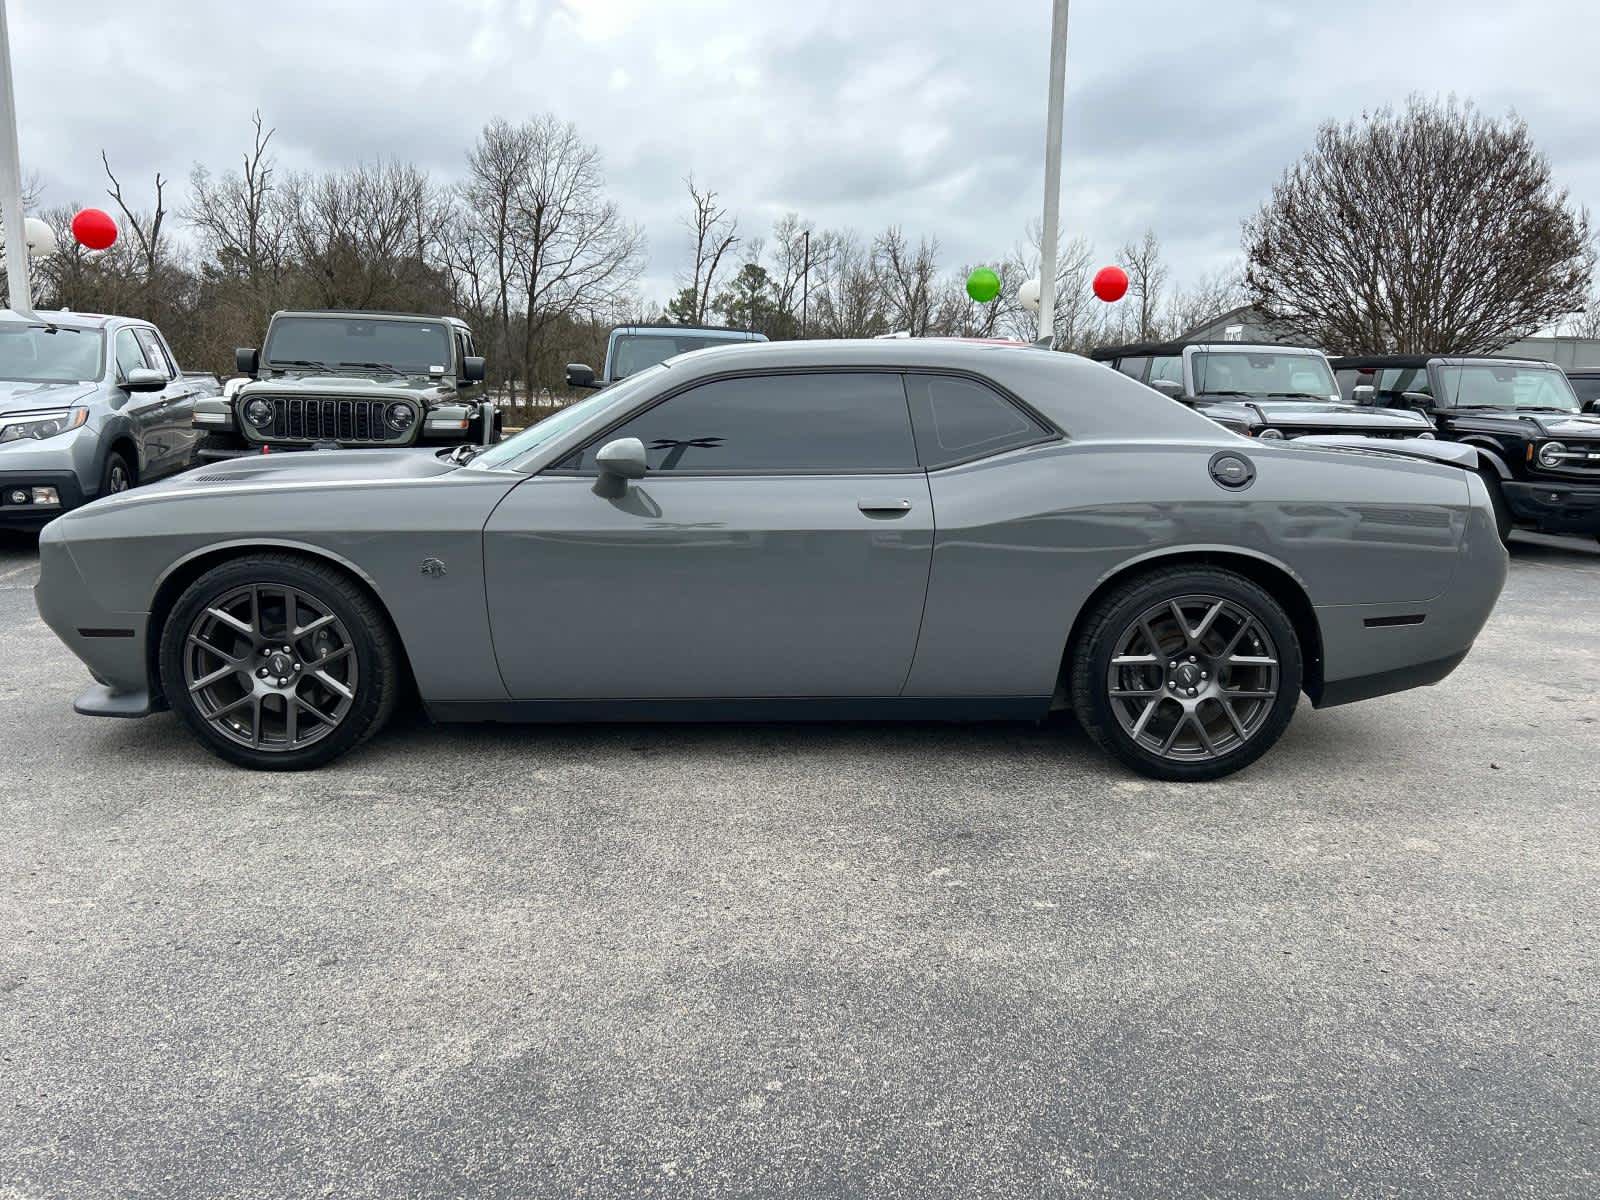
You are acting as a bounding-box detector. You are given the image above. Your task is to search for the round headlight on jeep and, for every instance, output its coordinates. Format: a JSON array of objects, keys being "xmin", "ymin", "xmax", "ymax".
[
  {"xmin": 243, "ymin": 398, "xmax": 274, "ymax": 427},
  {"xmin": 386, "ymin": 403, "xmax": 416, "ymax": 433},
  {"xmin": 1538, "ymin": 441, "xmax": 1566, "ymax": 468},
  {"xmin": 1257, "ymin": 427, "xmax": 1286, "ymax": 440}
]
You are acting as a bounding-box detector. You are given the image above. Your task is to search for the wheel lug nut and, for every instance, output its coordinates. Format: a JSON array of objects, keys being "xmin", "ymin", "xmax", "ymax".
[{"xmin": 257, "ymin": 668, "xmax": 267, "ymax": 677}]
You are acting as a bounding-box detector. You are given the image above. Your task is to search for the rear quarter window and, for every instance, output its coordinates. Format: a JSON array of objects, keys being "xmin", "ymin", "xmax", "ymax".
[{"xmin": 904, "ymin": 374, "xmax": 1051, "ymax": 469}]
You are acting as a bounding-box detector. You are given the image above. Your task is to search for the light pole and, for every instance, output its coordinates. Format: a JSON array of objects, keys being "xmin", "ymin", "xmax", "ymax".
[
  {"xmin": 0, "ymin": 0, "xmax": 35, "ymax": 316},
  {"xmin": 800, "ymin": 227, "xmax": 810, "ymax": 339},
  {"xmin": 1036, "ymin": 0, "xmax": 1070, "ymax": 345}
]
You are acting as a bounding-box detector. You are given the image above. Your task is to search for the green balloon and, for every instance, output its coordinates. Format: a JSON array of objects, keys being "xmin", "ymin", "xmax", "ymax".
[{"xmin": 966, "ymin": 266, "xmax": 1001, "ymax": 303}]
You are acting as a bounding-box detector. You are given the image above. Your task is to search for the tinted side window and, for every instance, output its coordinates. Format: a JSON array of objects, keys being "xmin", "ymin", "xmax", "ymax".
[
  {"xmin": 1148, "ymin": 355, "xmax": 1183, "ymax": 388},
  {"xmin": 1115, "ymin": 356, "xmax": 1148, "ymax": 380},
  {"xmin": 905, "ymin": 374, "xmax": 1050, "ymax": 469},
  {"xmin": 1570, "ymin": 376, "xmax": 1600, "ymax": 405},
  {"xmin": 567, "ymin": 372, "xmax": 917, "ymax": 473}
]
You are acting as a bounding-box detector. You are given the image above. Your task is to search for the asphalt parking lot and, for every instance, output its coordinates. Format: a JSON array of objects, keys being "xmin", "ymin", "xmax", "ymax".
[{"xmin": 1, "ymin": 530, "xmax": 1596, "ymax": 1199}]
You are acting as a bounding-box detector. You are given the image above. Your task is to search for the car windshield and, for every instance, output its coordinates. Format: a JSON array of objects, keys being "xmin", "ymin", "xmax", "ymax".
[
  {"xmin": 470, "ymin": 364, "xmax": 668, "ymax": 471},
  {"xmin": 0, "ymin": 324, "xmax": 104, "ymax": 384},
  {"xmin": 1192, "ymin": 351, "xmax": 1338, "ymax": 400},
  {"xmin": 612, "ymin": 332, "xmax": 750, "ymax": 379},
  {"xmin": 1436, "ymin": 363, "xmax": 1581, "ymax": 411},
  {"xmin": 263, "ymin": 317, "xmax": 451, "ymax": 375}
]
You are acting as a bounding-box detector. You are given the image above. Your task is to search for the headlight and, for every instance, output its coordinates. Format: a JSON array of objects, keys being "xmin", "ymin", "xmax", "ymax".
[
  {"xmin": 243, "ymin": 398, "xmax": 275, "ymax": 427},
  {"xmin": 1537, "ymin": 441, "xmax": 1566, "ymax": 468},
  {"xmin": 1257, "ymin": 428, "xmax": 1286, "ymax": 440},
  {"xmin": 0, "ymin": 408, "xmax": 89, "ymax": 443},
  {"xmin": 386, "ymin": 403, "xmax": 416, "ymax": 432}
]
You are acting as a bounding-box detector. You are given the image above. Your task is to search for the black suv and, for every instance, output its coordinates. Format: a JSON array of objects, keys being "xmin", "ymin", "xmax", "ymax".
[
  {"xmin": 1092, "ymin": 341, "xmax": 1434, "ymax": 440},
  {"xmin": 1333, "ymin": 354, "xmax": 1600, "ymax": 543}
]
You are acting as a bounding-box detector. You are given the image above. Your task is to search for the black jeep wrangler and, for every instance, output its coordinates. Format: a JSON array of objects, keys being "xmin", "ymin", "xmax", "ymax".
[{"xmin": 1333, "ymin": 354, "xmax": 1600, "ymax": 544}]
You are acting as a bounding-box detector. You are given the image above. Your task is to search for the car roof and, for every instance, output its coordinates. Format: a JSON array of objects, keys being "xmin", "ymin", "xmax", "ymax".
[
  {"xmin": 273, "ymin": 310, "xmax": 466, "ymax": 327},
  {"xmin": 657, "ymin": 337, "xmax": 1063, "ymax": 373},
  {"xmin": 1089, "ymin": 340, "xmax": 1322, "ymax": 361},
  {"xmin": 1331, "ymin": 353, "xmax": 1550, "ymax": 370},
  {"xmin": 4, "ymin": 309, "xmax": 138, "ymax": 331},
  {"xmin": 612, "ymin": 324, "xmax": 764, "ymax": 340}
]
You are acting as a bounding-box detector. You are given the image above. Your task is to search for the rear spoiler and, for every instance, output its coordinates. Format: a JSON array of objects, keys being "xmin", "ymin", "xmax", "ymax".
[{"xmin": 1289, "ymin": 436, "xmax": 1480, "ymax": 471}]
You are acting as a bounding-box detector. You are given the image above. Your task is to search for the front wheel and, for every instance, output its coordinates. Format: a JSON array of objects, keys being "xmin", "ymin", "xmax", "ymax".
[
  {"xmin": 158, "ymin": 554, "xmax": 401, "ymax": 770},
  {"xmin": 1069, "ymin": 567, "xmax": 1303, "ymax": 782}
]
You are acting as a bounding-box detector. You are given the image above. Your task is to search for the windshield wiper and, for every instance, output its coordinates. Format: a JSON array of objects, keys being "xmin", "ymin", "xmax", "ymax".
[
  {"xmin": 1265, "ymin": 392, "xmax": 1335, "ymax": 401},
  {"xmin": 272, "ymin": 358, "xmax": 329, "ymax": 370},
  {"xmin": 338, "ymin": 360, "xmax": 405, "ymax": 373},
  {"xmin": 1196, "ymin": 389, "xmax": 1256, "ymax": 398},
  {"xmin": 447, "ymin": 444, "xmax": 481, "ymax": 465}
]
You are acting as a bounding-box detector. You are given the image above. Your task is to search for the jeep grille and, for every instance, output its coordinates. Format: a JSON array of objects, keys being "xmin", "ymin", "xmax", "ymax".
[{"xmin": 258, "ymin": 396, "xmax": 391, "ymax": 444}]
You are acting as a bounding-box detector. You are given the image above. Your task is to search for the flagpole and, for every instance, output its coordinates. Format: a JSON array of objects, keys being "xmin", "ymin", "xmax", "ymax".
[
  {"xmin": 1036, "ymin": 0, "xmax": 1069, "ymax": 344},
  {"xmin": 0, "ymin": 0, "xmax": 34, "ymax": 316}
]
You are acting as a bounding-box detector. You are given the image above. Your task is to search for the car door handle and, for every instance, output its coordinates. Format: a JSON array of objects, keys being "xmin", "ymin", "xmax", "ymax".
[{"xmin": 857, "ymin": 498, "xmax": 913, "ymax": 515}]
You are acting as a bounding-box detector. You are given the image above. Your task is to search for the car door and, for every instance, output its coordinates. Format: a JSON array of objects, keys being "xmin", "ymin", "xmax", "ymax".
[
  {"xmin": 112, "ymin": 328, "xmax": 168, "ymax": 476},
  {"xmin": 483, "ymin": 370, "xmax": 934, "ymax": 700},
  {"xmin": 132, "ymin": 327, "xmax": 195, "ymax": 474}
]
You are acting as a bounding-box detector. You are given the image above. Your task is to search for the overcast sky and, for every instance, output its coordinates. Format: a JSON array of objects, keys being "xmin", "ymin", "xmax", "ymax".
[{"xmin": 10, "ymin": 0, "xmax": 1598, "ymax": 305}]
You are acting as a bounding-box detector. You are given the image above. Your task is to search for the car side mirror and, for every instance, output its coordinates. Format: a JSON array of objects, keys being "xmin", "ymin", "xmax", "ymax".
[
  {"xmin": 122, "ymin": 367, "xmax": 167, "ymax": 392},
  {"xmin": 1402, "ymin": 390, "xmax": 1435, "ymax": 410},
  {"xmin": 462, "ymin": 355, "xmax": 486, "ymax": 384},
  {"xmin": 1587, "ymin": 398, "xmax": 1600, "ymax": 415},
  {"xmin": 592, "ymin": 436, "xmax": 647, "ymax": 498},
  {"xmin": 566, "ymin": 362, "xmax": 600, "ymax": 390},
  {"xmin": 1149, "ymin": 379, "xmax": 1184, "ymax": 399},
  {"xmin": 1351, "ymin": 384, "xmax": 1376, "ymax": 405},
  {"xmin": 235, "ymin": 347, "xmax": 259, "ymax": 375}
]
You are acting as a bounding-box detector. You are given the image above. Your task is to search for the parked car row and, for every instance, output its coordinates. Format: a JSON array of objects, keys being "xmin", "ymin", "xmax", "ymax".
[{"xmin": 1092, "ymin": 338, "xmax": 1600, "ymax": 545}]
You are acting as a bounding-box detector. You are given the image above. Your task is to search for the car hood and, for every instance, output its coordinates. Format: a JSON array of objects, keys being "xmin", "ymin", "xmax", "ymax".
[
  {"xmin": 0, "ymin": 379, "xmax": 98, "ymax": 415},
  {"xmin": 1451, "ymin": 411, "xmax": 1600, "ymax": 438},
  {"xmin": 240, "ymin": 374, "xmax": 457, "ymax": 401},
  {"xmin": 1201, "ymin": 400, "xmax": 1429, "ymax": 430},
  {"xmin": 155, "ymin": 446, "xmax": 461, "ymax": 492}
]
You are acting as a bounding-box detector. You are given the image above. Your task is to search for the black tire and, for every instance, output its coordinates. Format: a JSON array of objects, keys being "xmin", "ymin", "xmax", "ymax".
[
  {"xmin": 1069, "ymin": 566, "xmax": 1303, "ymax": 782},
  {"xmin": 100, "ymin": 450, "xmax": 135, "ymax": 497},
  {"xmin": 158, "ymin": 554, "xmax": 401, "ymax": 770},
  {"xmin": 1478, "ymin": 468, "xmax": 1513, "ymax": 544}
]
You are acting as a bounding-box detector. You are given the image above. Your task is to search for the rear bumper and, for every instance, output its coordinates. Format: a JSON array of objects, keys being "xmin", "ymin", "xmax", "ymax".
[
  {"xmin": 1502, "ymin": 480, "xmax": 1600, "ymax": 535},
  {"xmin": 1311, "ymin": 496, "xmax": 1507, "ymax": 708}
]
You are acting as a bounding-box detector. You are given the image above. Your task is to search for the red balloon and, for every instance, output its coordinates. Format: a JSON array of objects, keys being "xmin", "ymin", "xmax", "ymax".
[
  {"xmin": 1092, "ymin": 265, "xmax": 1129, "ymax": 303},
  {"xmin": 71, "ymin": 208, "xmax": 118, "ymax": 251}
]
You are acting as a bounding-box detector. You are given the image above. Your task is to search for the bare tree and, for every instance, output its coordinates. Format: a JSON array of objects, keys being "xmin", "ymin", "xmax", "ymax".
[
  {"xmin": 676, "ymin": 177, "xmax": 738, "ymax": 324},
  {"xmin": 1119, "ymin": 228, "xmax": 1168, "ymax": 341},
  {"xmin": 808, "ymin": 230, "xmax": 884, "ymax": 338},
  {"xmin": 101, "ymin": 150, "xmax": 169, "ymax": 283},
  {"xmin": 187, "ymin": 112, "xmax": 293, "ymax": 294},
  {"xmin": 1244, "ymin": 96, "xmax": 1595, "ymax": 353},
  {"xmin": 1003, "ymin": 223, "xmax": 1102, "ymax": 350},
  {"xmin": 453, "ymin": 118, "xmax": 536, "ymax": 397},
  {"xmin": 1558, "ymin": 291, "xmax": 1600, "ymax": 339},
  {"xmin": 873, "ymin": 227, "xmax": 940, "ymax": 336},
  {"xmin": 1162, "ymin": 265, "xmax": 1247, "ymax": 339}
]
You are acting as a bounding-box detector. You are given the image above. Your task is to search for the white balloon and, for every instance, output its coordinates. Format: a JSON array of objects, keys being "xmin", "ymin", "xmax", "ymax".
[
  {"xmin": 1018, "ymin": 275, "xmax": 1041, "ymax": 314},
  {"xmin": 24, "ymin": 216, "xmax": 57, "ymax": 259}
]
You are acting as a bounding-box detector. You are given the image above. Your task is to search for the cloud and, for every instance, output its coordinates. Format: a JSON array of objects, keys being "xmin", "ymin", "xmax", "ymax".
[{"xmin": 7, "ymin": 0, "xmax": 1596, "ymax": 304}]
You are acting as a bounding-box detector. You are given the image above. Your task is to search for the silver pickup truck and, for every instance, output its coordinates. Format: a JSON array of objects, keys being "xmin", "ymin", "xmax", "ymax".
[{"xmin": 0, "ymin": 310, "xmax": 219, "ymax": 528}]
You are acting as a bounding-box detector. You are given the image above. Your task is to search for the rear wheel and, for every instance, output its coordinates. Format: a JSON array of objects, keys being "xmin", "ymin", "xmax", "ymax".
[
  {"xmin": 158, "ymin": 555, "xmax": 401, "ymax": 770},
  {"xmin": 1070, "ymin": 567, "xmax": 1303, "ymax": 781}
]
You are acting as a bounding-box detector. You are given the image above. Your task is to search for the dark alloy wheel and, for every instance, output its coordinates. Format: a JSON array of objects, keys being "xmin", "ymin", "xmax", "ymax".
[
  {"xmin": 159, "ymin": 555, "xmax": 401, "ymax": 770},
  {"xmin": 101, "ymin": 451, "xmax": 134, "ymax": 497},
  {"xmin": 1071, "ymin": 568, "xmax": 1303, "ymax": 781}
]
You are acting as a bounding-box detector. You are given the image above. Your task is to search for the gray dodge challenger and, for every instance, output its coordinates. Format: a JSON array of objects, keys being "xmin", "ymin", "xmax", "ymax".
[{"xmin": 34, "ymin": 340, "xmax": 1507, "ymax": 780}]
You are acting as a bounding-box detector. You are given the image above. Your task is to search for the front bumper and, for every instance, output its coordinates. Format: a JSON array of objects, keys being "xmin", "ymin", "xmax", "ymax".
[
  {"xmin": 33, "ymin": 523, "xmax": 156, "ymax": 717},
  {"xmin": 1502, "ymin": 480, "xmax": 1600, "ymax": 535},
  {"xmin": 0, "ymin": 469, "xmax": 87, "ymax": 526}
]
